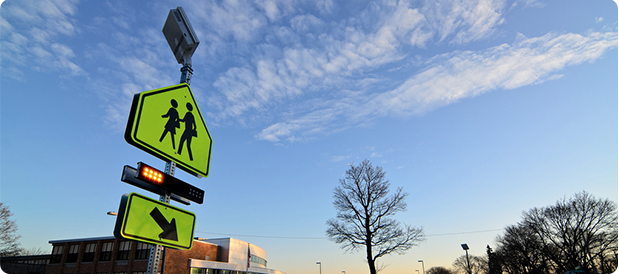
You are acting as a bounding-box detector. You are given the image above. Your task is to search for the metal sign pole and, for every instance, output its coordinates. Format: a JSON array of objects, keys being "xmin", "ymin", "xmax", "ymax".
[
  {"xmin": 146, "ymin": 7, "xmax": 199, "ymax": 274},
  {"xmin": 146, "ymin": 163, "xmax": 174, "ymax": 274},
  {"xmin": 147, "ymin": 52, "xmax": 190, "ymax": 274}
]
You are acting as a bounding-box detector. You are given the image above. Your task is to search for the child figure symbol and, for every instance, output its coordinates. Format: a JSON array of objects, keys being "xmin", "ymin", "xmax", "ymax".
[
  {"xmin": 159, "ymin": 99, "xmax": 180, "ymax": 149},
  {"xmin": 177, "ymin": 102, "xmax": 196, "ymax": 161}
]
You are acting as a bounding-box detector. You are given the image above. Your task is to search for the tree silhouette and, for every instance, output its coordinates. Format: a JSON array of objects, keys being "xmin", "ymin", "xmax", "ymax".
[
  {"xmin": 326, "ymin": 159, "xmax": 425, "ymax": 274},
  {"xmin": 427, "ymin": 266, "xmax": 453, "ymax": 274},
  {"xmin": 0, "ymin": 203, "xmax": 21, "ymax": 257},
  {"xmin": 495, "ymin": 191, "xmax": 617, "ymax": 274}
]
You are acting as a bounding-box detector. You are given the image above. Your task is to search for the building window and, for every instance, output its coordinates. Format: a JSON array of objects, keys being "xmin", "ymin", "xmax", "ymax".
[
  {"xmin": 250, "ymin": 255, "xmax": 267, "ymax": 267},
  {"xmin": 134, "ymin": 242, "xmax": 151, "ymax": 260},
  {"xmin": 99, "ymin": 242, "xmax": 113, "ymax": 261},
  {"xmin": 66, "ymin": 244, "xmax": 80, "ymax": 263},
  {"xmin": 190, "ymin": 269, "xmax": 215, "ymax": 274},
  {"xmin": 82, "ymin": 243, "xmax": 97, "ymax": 262},
  {"xmin": 116, "ymin": 241, "xmax": 131, "ymax": 260},
  {"xmin": 50, "ymin": 245, "xmax": 64, "ymax": 264}
]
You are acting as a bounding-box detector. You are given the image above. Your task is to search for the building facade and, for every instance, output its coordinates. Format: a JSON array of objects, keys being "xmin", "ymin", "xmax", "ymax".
[
  {"xmin": 44, "ymin": 236, "xmax": 285, "ymax": 274},
  {"xmin": 0, "ymin": 254, "xmax": 50, "ymax": 274}
]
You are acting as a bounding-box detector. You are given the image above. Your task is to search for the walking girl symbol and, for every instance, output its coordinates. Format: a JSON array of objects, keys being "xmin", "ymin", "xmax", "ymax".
[{"xmin": 159, "ymin": 99, "xmax": 180, "ymax": 149}]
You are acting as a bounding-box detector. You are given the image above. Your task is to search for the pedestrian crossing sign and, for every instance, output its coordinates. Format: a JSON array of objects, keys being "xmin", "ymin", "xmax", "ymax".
[{"xmin": 125, "ymin": 83, "xmax": 212, "ymax": 177}]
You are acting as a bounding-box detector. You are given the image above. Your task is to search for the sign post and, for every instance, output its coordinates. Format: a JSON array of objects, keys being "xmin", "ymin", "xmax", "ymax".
[{"xmin": 117, "ymin": 6, "xmax": 203, "ymax": 274}]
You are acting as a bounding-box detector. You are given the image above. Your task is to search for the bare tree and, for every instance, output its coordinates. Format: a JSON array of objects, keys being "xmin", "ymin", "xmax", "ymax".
[
  {"xmin": 495, "ymin": 224, "xmax": 552, "ymax": 274},
  {"xmin": 495, "ymin": 191, "xmax": 617, "ymax": 274},
  {"xmin": 452, "ymin": 254, "xmax": 487, "ymax": 274},
  {"xmin": 0, "ymin": 203, "xmax": 22, "ymax": 257},
  {"xmin": 21, "ymin": 247, "xmax": 45, "ymax": 256},
  {"xmin": 326, "ymin": 159, "xmax": 425, "ymax": 274},
  {"xmin": 522, "ymin": 191, "xmax": 617, "ymax": 273},
  {"xmin": 427, "ymin": 266, "xmax": 454, "ymax": 274}
]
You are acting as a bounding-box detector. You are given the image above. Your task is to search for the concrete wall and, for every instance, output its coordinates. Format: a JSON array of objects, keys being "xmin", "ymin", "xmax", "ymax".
[{"xmin": 201, "ymin": 238, "xmax": 267, "ymax": 268}]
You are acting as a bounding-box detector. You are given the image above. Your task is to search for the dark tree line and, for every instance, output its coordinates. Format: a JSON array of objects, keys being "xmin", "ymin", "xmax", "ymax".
[{"xmin": 494, "ymin": 191, "xmax": 617, "ymax": 274}]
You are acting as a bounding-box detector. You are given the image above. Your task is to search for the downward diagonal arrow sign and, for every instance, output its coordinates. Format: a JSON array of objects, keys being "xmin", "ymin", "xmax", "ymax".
[
  {"xmin": 150, "ymin": 207, "xmax": 178, "ymax": 241},
  {"xmin": 115, "ymin": 193, "xmax": 195, "ymax": 249}
]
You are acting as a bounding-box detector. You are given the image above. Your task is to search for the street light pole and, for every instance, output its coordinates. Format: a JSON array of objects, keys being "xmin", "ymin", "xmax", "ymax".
[
  {"xmin": 418, "ymin": 260, "xmax": 425, "ymax": 274},
  {"xmin": 461, "ymin": 243, "xmax": 472, "ymax": 274},
  {"xmin": 316, "ymin": 262, "xmax": 321, "ymax": 274},
  {"xmin": 465, "ymin": 249, "xmax": 472, "ymax": 274}
]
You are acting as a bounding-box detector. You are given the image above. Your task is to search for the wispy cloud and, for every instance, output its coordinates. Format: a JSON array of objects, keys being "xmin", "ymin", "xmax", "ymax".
[
  {"xmin": 1, "ymin": 0, "xmax": 83, "ymax": 78},
  {"xmin": 376, "ymin": 31, "xmax": 617, "ymax": 115},
  {"xmin": 204, "ymin": 0, "xmax": 610, "ymax": 143},
  {"xmin": 90, "ymin": 33, "xmax": 175, "ymax": 130},
  {"xmin": 256, "ymin": 31, "xmax": 617, "ymax": 142},
  {"xmin": 2, "ymin": 0, "xmax": 616, "ymax": 141},
  {"xmin": 194, "ymin": 0, "xmax": 616, "ymax": 143},
  {"xmin": 207, "ymin": 0, "xmax": 509, "ymax": 125}
]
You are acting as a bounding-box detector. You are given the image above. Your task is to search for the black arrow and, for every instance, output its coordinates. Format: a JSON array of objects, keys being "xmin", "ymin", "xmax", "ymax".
[{"xmin": 150, "ymin": 208, "xmax": 178, "ymax": 241}]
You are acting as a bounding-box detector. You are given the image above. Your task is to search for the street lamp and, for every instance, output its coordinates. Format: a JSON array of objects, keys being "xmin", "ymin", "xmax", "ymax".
[
  {"xmin": 461, "ymin": 243, "xmax": 472, "ymax": 274},
  {"xmin": 106, "ymin": 211, "xmax": 118, "ymax": 216},
  {"xmin": 418, "ymin": 260, "xmax": 425, "ymax": 274},
  {"xmin": 316, "ymin": 262, "xmax": 321, "ymax": 274},
  {"xmin": 416, "ymin": 270, "xmax": 420, "ymax": 274}
]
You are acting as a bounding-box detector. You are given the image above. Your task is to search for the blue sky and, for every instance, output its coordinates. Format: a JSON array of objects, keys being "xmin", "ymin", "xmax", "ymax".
[{"xmin": 0, "ymin": 0, "xmax": 617, "ymax": 273}]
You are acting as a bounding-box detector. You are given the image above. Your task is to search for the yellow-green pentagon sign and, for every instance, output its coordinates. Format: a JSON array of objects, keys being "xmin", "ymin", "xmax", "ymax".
[
  {"xmin": 114, "ymin": 193, "xmax": 196, "ymax": 250},
  {"xmin": 125, "ymin": 83, "xmax": 212, "ymax": 177}
]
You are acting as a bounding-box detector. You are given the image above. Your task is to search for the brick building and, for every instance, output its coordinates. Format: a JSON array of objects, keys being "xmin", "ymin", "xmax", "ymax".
[{"xmin": 45, "ymin": 236, "xmax": 285, "ymax": 274}]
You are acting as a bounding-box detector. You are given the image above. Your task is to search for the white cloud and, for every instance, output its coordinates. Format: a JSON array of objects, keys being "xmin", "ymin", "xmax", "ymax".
[
  {"xmin": 510, "ymin": 0, "xmax": 544, "ymax": 9},
  {"xmin": 119, "ymin": 56, "xmax": 171, "ymax": 89},
  {"xmin": 101, "ymin": 83, "xmax": 140, "ymax": 129},
  {"xmin": 255, "ymin": 0, "xmax": 295, "ymax": 22},
  {"xmin": 50, "ymin": 43, "xmax": 74, "ymax": 58},
  {"xmin": 420, "ymin": 0, "xmax": 506, "ymax": 44},
  {"xmin": 87, "ymin": 33, "xmax": 177, "ymax": 130},
  {"xmin": 29, "ymin": 27, "xmax": 52, "ymax": 44},
  {"xmin": 2, "ymin": 0, "xmax": 614, "ymax": 140},
  {"xmin": 256, "ymin": 31, "xmax": 617, "ymax": 142},
  {"xmin": 331, "ymin": 155, "xmax": 350, "ymax": 162},
  {"xmin": 192, "ymin": 0, "xmax": 267, "ymax": 42},
  {"xmin": 5, "ymin": 0, "xmax": 79, "ymax": 35},
  {"xmin": 208, "ymin": 0, "xmax": 512, "ymax": 127},
  {"xmin": 290, "ymin": 14, "xmax": 324, "ymax": 33},
  {"xmin": 198, "ymin": 0, "xmax": 615, "ymax": 143},
  {"xmin": 0, "ymin": 0, "xmax": 83, "ymax": 77},
  {"xmin": 0, "ymin": 15, "xmax": 12, "ymax": 36},
  {"xmin": 315, "ymin": 0, "xmax": 334, "ymax": 14}
]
